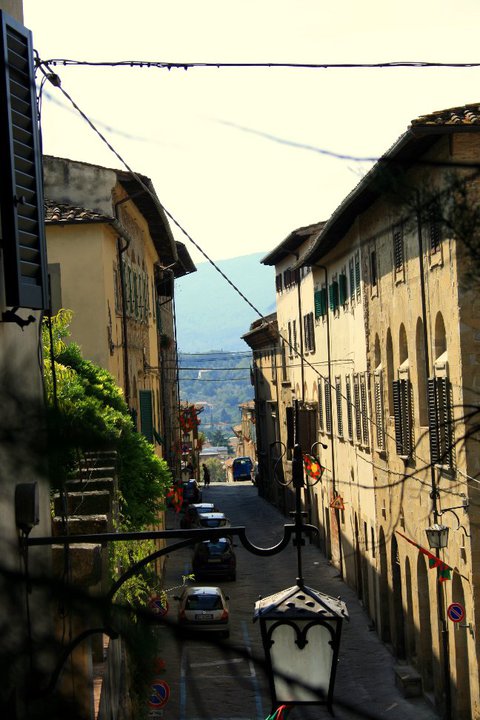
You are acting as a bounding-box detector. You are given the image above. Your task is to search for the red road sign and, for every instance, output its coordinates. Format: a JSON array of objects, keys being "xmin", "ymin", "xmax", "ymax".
[
  {"xmin": 148, "ymin": 679, "xmax": 170, "ymax": 709},
  {"xmin": 447, "ymin": 602, "xmax": 465, "ymax": 623},
  {"xmin": 148, "ymin": 596, "xmax": 169, "ymax": 617}
]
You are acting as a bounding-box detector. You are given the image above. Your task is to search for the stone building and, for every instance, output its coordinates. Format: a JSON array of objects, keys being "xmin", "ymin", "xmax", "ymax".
[
  {"xmin": 252, "ymin": 103, "xmax": 480, "ymax": 720},
  {"xmin": 43, "ymin": 155, "xmax": 196, "ymax": 473}
]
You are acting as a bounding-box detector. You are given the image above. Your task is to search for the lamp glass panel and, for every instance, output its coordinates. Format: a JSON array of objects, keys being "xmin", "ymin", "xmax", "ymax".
[{"xmin": 269, "ymin": 620, "xmax": 333, "ymax": 703}]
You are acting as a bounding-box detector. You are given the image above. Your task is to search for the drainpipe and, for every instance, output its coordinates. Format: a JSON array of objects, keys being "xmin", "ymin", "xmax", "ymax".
[
  {"xmin": 415, "ymin": 196, "xmax": 451, "ymax": 720},
  {"xmin": 313, "ymin": 262, "xmax": 343, "ymax": 579},
  {"xmin": 112, "ymin": 200, "xmax": 135, "ymax": 408}
]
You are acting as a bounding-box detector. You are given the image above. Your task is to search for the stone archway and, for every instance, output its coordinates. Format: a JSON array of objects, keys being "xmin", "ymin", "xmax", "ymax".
[
  {"xmin": 378, "ymin": 527, "xmax": 391, "ymax": 643},
  {"xmin": 452, "ymin": 572, "xmax": 471, "ymax": 719},
  {"xmin": 416, "ymin": 553, "xmax": 433, "ymax": 691}
]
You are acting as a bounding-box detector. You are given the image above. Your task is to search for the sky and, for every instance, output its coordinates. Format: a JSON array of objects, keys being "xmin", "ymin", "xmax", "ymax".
[{"xmin": 23, "ymin": 0, "xmax": 480, "ymax": 266}]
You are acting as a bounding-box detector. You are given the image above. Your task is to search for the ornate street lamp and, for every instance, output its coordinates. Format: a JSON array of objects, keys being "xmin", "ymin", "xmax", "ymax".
[
  {"xmin": 254, "ymin": 583, "xmax": 347, "ymax": 712},
  {"xmin": 253, "ymin": 441, "xmax": 348, "ymax": 714},
  {"xmin": 425, "ymin": 523, "xmax": 450, "ymax": 550}
]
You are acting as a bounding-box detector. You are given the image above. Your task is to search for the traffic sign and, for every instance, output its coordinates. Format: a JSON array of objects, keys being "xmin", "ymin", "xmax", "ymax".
[
  {"xmin": 148, "ymin": 596, "xmax": 169, "ymax": 617},
  {"xmin": 148, "ymin": 679, "xmax": 170, "ymax": 709},
  {"xmin": 447, "ymin": 602, "xmax": 465, "ymax": 623}
]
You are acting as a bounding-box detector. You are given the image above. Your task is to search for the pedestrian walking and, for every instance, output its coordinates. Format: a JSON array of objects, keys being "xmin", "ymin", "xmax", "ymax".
[{"xmin": 202, "ymin": 463, "xmax": 211, "ymax": 487}]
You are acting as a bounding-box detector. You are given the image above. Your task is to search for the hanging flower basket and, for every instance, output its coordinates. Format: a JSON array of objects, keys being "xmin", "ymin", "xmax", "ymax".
[{"xmin": 179, "ymin": 405, "xmax": 200, "ymax": 433}]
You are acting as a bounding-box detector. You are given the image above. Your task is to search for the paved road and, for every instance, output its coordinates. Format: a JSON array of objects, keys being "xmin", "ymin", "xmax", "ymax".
[{"xmin": 151, "ymin": 482, "xmax": 439, "ymax": 720}]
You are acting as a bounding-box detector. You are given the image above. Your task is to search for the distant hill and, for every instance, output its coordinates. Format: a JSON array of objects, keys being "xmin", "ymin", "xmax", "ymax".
[
  {"xmin": 175, "ymin": 252, "xmax": 275, "ymax": 437},
  {"xmin": 174, "ymin": 252, "xmax": 275, "ymax": 352}
]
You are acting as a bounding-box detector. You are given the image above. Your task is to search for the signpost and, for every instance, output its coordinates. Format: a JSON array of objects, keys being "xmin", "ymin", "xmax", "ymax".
[
  {"xmin": 148, "ymin": 595, "xmax": 169, "ymax": 618},
  {"xmin": 148, "ymin": 678, "xmax": 170, "ymax": 718}
]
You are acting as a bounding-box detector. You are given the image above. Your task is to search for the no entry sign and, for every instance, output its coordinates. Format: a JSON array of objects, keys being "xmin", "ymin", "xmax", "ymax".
[{"xmin": 447, "ymin": 602, "xmax": 465, "ymax": 623}]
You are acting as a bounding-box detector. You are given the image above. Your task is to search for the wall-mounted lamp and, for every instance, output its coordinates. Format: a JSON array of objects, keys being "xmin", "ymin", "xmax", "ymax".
[{"xmin": 425, "ymin": 523, "xmax": 449, "ymax": 550}]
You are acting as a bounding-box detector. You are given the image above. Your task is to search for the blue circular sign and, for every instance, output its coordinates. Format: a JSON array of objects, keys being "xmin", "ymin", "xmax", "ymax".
[
  {"xmin": 447, "ymin": 602, "xmax": 465, "ymax": 623},
  {"xmin": 149, "ymin": 679, "xmax": 170, "ymax": 708}
]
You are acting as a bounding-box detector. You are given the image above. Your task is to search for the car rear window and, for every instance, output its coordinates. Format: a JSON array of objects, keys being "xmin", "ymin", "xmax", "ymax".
[
  {"xmin": 185, "ymin": 595, "xmax": 223, "ymax": 611},
  {"xmin": 207, "ymin": 540, "xmax": 229, "ymax": 555}
]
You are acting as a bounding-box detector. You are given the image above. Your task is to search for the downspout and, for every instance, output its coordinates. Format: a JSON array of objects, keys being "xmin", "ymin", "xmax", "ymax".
[
  {"xmin": 415, "ymin": 195, "xmax": 451, "ymax": 720},
  {"xmin": 313, "ymin": 262, "xmax": 343, "ymax": 578},
  {"xmin": 112, "ymin": 200, "xmax": 135, "ymax": 408}
]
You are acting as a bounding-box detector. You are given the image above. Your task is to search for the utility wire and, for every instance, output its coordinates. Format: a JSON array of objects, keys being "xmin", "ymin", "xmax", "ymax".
[{"xmin": 40, "ymin": 58, "xmax": 480, "ymax": 70}]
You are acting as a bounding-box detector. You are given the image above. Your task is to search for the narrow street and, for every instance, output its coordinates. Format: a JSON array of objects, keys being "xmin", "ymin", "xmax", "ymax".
[{"xmin": 152, "ymin": 482, "xmax": 440, "ymax": 720}]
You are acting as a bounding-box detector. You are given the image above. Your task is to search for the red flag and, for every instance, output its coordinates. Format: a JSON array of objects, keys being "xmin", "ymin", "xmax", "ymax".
[{"xmin": 396, "ymin": 531, "xmax": 452, "ymax": 582}]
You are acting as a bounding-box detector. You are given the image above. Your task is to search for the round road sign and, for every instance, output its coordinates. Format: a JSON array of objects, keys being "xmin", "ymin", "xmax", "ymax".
[
  {"xmin": 447, "ymin": 602, "xmax": 465, "ymax": 623},
  {"xmin": 148, "ymin": 679, "xmax": 170, "ymax": 709}
]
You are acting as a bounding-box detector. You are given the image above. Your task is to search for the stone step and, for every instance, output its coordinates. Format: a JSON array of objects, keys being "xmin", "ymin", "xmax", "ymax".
[
  {"xmin": 53, "ymin": 490, "xmax": 112, "ymax": 517},
  {"xmin": 52, "ymin": 543, "xmax": 103, "ymax": 586},
  {"xmin": 65, "ymin": 477, "xmax": 115, "ymax": 493},
  {"xmin": 393, "ymin": 665, "xmax": 422, "ymax": 698},
  {"xmin": 52, "ymin": 514, "xmax": 109, "ymax": 537},
  {"xmin": 74, "ymin": 465, "xmax": 116, "ymax": 480}
]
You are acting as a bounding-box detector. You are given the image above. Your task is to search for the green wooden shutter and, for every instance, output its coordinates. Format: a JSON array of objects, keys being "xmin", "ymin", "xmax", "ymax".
[
  {"xmin": 139, "ymin": 389, "xmax": 154, "ymax": 443},
  {"xmin": 314, "ymin": 290, "xmax": 322, "ymax": 319},
  {"xmin": 339, "ymin": 273, "xmax": 347, "ymax": 305},
  {"xmin": 0, "ymin": 12, "xmax": 48, "ymax": 309}
]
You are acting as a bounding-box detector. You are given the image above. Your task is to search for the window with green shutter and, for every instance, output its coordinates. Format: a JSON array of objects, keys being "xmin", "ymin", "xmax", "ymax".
[
  {"xmin": 339, "ymin": 273, "xmax": 347, "ymax": 305},
  {"xmin": 329, "ymin": 281, "xmax": 339, "ymax": 311},
  {"xmin": 314, "ymin": 287, "xmax": 327, "ymax": 318},
  {"xmin": 139, "ymin": 389, "xmax": 154, "ymax": 443}
]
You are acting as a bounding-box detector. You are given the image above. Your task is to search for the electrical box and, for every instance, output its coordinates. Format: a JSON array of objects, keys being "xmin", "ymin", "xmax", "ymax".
[{"xmin": 15, "ymin": 482, "xmax": 39, "ymax": 533}]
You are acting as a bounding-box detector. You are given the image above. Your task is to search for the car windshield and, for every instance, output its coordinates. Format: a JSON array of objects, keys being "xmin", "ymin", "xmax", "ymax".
[
  {"xmin": 185, "ymin": 594, "xmax": 223, "ymax": 611},
  {"xmin": 207, "ymin": 541, "xmax": 229, "ymax": 555}
]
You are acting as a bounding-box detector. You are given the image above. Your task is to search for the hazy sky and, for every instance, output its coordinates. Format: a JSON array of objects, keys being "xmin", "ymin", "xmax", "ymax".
[{"xmin": 23, "ymin": 0, "xmax": 480, "ymax": 264}]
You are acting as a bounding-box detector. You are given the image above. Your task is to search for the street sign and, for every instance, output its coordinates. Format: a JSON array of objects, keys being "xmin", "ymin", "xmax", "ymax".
[
  {"xmin": 447, "ymin": 602, "xmax": 465, "ymax": 623},
  {"xmin": 148, "ymin": 595, "xmax": 169, "ymax": 617},
  {"xmin": 330, "ymin": 495, "xmax": 345, "ymax": 510},
  {"xmin": 148, "ymin": 679, "xmax": 170, "ymax": 710}
]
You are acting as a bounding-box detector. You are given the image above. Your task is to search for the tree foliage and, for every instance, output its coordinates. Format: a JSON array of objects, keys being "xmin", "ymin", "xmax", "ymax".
[{"xmin": 42, "ymin": 310, "xmax": 172, "ymax": 529}]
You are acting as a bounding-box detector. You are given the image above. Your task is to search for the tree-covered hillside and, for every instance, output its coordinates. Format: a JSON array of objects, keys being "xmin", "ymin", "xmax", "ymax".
[{"xmin": 179, "ymin": 351, "xmax": 253, "ymax": 436}]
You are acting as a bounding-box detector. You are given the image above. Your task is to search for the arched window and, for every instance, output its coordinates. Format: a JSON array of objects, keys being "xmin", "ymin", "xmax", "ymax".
[{"xmin": 394, "ymin": 325, "xmax": 413, "ymax": 458}]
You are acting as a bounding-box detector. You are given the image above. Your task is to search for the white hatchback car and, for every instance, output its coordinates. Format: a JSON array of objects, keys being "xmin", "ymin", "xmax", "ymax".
[{"xmin": 175, "ymin": 586, "xmax": 230, "ymax": 638}]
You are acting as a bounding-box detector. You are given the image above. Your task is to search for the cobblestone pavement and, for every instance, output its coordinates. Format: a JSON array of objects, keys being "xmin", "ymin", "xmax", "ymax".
[{"xmin": 160, "ymin": 482, "xmax": 440, "ymax": 720}]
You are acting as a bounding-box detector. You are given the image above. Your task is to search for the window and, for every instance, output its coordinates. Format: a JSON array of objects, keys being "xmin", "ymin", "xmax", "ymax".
[
  {"xmin": 288, "ymin": 321, "xmax": 293, "ymax": 358},
  {"xmin": 393, "ymin": 224, "xmax": 404, "ymax": 273},
  {"xmin": 349, "ymin": 257, "xmax": 355, "ymax": 302},
  {"xmin": 354, "ymin": 251, "xmax": 361, "ymax": 301},
  {"xmin": 314, "ymin": 287, "xmax": 327, "ymax": 318},
  {"xmin": 393, "ymin": 367, "xmax": 414, "ymax": 458},
  {"xmin": 374, "ymin": 367, "xmax": 385, "ymax": 451},
  {"xmin": 271, "ymin": 348, "xmax": 277, "ymax": 383},
  {"xmin": 345, "ymin": 375, "xmax": 353, "ymax": 440},
  {"xmin": 292, "ymin": 319, "xmax": 298, "ymax": 356},
  {"xmin": 324, "ymin": 378, "xmax": 332, "ymax": 434},
  {"xmin": 318, "ymin": 379, "xmax": 324, "ymax": 432},
  {"xmin": 139, "ymin": 389, "xmax": 154, "ymax": 443},
  {"xmin": 370, "ymin": 250, "xmax": 377, "ymax": 289},
  {"xmin": 339, "ymin": 272, "xmax": 348, "ymax": 305},
  {"xmin": 303, "ymin": 312, "xmax": 315, "ymax": 352},
  {"xmin": 329, "ymin": 279, "xmax": 339, "ymax": 311},
  {"xmin": 286, "ymin": 405, "xmax": 294, "ymax": 460},
  {"xmin": 360, "ymin": 372, "xmax": 370, "ymax": 447},
  {"xmin": 0, "ymin": 13, "xmax": 48, "ymax": 310},
  {"xmin": 428, "ymin": 360, "xmax": 454, "ymax": 470},
  {"xmin": 335, "ymin": 376, "xmax": 343, "ymax": 438},
  {"xmin": 428, "ymin": 203, "xmax": 441, "ymax": 254},
  {"xmin": 353, "ymin": 374, "xmax": 362, "ymax": 443},
  {"xmin": 275, "ymin": 273, "xmax": 283, "ymax": 292},
  {"xmin": 281, "ymin": 339, "xmax": 288, "ymax": 382}
]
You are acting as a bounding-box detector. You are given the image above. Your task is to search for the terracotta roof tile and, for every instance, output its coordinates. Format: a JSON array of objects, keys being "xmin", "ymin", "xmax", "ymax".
[
  {"xmin": 411, "ymin": 103, "xmax": 480, "ymax": 127},
  {"xmin": 44, "ymin": 200, "xmax": 113, "ymax": 224}
]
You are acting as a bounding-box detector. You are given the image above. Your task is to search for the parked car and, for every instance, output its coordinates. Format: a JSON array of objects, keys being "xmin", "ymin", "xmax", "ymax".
[
  {"xmin": 194, "ymin": 511, "xmax": 231, "ymax": 529},
  {"xmin": 175, "ymin": 586, "xmax": 230, "ymax": 637},
  {"xmin": 192, "ymin": 537, "xmax": 237, "ymax": 581},
  {"xmin": 182, "ymin": 479, "xmax": 202, "ymax": 507},
  {"xmin": 180, "ymin": 502, "xmax": 219, "ymax": 529},
  {"xmin": 232, "ymin": 456, "xmax": 253, "ymax": 481}
]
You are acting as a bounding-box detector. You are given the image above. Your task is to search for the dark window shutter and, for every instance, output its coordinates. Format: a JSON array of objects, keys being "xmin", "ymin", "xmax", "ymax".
[
  {"xmin": 139, "ymin": 389, "xmax": 154, "ymax": 443},
  {"xmin": 353, "ymin": 374, "xmax": 362, "ymax": 443},
  {"xmin": 345, "ymin": 375, "xmax": 353, "ymax": 439},
  {"xmin": 0, "ymin": 13, "xmax": 48, "ymax": 309},
  {"xmin": 360, "ymin": 373, "xmax": 369, "ymax": 446},
  {"xmin": 329, "ymin": 280, "xmax": 339, "ymax": 310},
  {"xmin": 286, "ymin": 405, "xmax": 294, "ymax": 450},
  {"xmin": 275, "ymin": 273, "xmax": 283, "ymax": 292},
  {"xmin": 324, "ymin": 378, "xmax": 332, "ymax": 434},
  {"xmin": 314, "ymin": 290, "xmax": 323, "ymax": 319},
  {"xmin": 339, "ymin": 273, "xmax": 347, "ymax": 304},
  {"xmin": 392, "ymin": 380, "xmax": 404, "ymax": 455},
  {"xmin": 349, "ymin": 258, "xmax": 355, "ymax": 301},
  {"xmin": 374, "ymin": 371, "xmax": 385, "ymax": 451},
  {"xmin": 427, "ymin": 378, "xmax": 440, "ymax": 464},
  {"xmin": 355, "ymin": 253, "xmax": 361, "ymax": 299},
  {"xmin": 428, "ymin": 204, "xmax": 441, "ymax": 254},
  {"xmin": 335, "ymin": 377, "xmax": 343, "ymax": 437},
  {"xmin": 393, "ymin": 225, "xmax": 404, "ymax": 271},
  {"xmin": 393, "ymin": 378, "xmax": 413, "ymax": 457},
  {"xmin": 318, "ymin": 379, "xmax": 324, "ymax": 431}
]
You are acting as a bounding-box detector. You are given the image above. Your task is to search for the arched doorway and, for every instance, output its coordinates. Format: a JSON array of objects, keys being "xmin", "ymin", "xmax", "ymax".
[
  {"xmin": 379, "ymin": 527, "xmax": 391, "ymax": 643},
  {"xmin": 452, "ymin": 573, "xmax": 471, "ymax": 719},
  {"xmin": 417, "ymin": 553, "xmax": 434, "ymax": 691},
  {"xmin": 354, "ymin": 514, "xmax": 364, "ymax": 602},
  {"xmin": 391, "ymin": 535, "xmax": 406, "ymax": 658}
]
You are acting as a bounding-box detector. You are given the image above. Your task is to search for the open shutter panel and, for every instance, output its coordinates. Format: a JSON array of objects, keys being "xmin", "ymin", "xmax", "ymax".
[
  {"xmin": 0, "ymin": 13, "xmax": 48, "ymax": 309},
  {"xmin": 427, "ymin": 378, "xmax": 440, "ymax": 464},
  {"xmin": 324, "ymin": 378, "xmax": 332, "ymax": 434},
  {"xmin": 339, "ymin": 273, "xmax": 347, "ymax": 305},
  {"xmin": 360, "ymin": 373, "xmax": 370, "ymax": 447},
  {"xmin": 345, "ymin": 375, "xmax": 353, "ymax": 439},
  {"xmin": 139, "ymin": 389, "xmax": 154, "ymax": 443},
  {"xmin": 392, "ymin": 380, "xmax": 404, "ymax": 455},
  {"xmin": 318, "ymin": 379, "xmax": 324, "ymax": 431},
  {"xmin": 374, "ymin": 370, "xmax": 385, "ymax": 451}
]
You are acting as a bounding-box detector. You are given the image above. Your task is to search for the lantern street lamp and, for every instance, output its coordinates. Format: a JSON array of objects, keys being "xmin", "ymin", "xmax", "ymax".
[
  {"xmin": 253, "ymin": 441, "xmax": 348, "ymax": 714},
  {"xmin": 425, "ymin": 523, "xmax": 450, "ymax": 550},
  {"xmin": 254, "ymin": 583, "xmax": 347, "ymax": 712}
]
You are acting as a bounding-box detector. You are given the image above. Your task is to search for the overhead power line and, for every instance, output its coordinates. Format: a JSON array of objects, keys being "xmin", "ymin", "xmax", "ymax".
[{"xmin": 40, "ymin": 58, "xmax": 480, "ymax": 70}]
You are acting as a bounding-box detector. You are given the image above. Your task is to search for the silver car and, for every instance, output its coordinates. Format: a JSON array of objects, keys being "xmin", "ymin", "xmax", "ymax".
[{"xmin": 175, "ymin": 586, "xmax": 230, "ymax": 638}]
